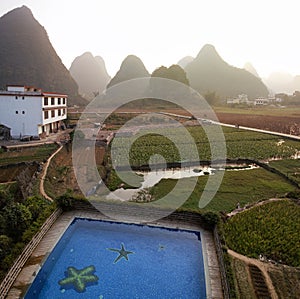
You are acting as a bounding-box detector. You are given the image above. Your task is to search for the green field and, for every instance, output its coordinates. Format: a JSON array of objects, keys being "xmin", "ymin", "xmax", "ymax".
[
  {"xmin": 269, "ymin": 159, "xmax": 300, "ymax": 185},
  {"xmin": 149, "ymin": 168, "xmax": 296, "ymax": 212},
  {"xmin": 0, "ymin": 144, "xmax": 58, "ymax": 166},
  {"xmin": 224, "ymin": 200, "xmax": 300, "ymax": 267},
  {"xmin": 111, "ymin": 126, "xmax": 300, "ymax": 166}
]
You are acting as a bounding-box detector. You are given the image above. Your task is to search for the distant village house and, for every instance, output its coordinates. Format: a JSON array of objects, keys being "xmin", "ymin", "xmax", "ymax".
[
  {"xmin": 0, "ymin": 85, "xmax": 67, "ymax": 139},
  {"xmin": 226, "ymin": 94, "xmax": 283, "ymax": 106},
  {"xmin": 226, "ymin": 94, "xmax": 248, "ymax": 105},
  {"xmin": 253, "ymin": 97, "xmax": 270, "ymax": 106}
]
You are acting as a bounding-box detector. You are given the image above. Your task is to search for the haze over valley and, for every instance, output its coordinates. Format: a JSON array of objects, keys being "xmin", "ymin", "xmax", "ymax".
[{"xmin": 1, "ymin": 3, "xmax": 300, "ymax": 102}]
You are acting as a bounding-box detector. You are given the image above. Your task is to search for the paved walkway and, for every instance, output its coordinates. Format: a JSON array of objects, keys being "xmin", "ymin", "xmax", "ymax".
[
  {"xmin": 0, "ymin": 129, "xmax": 72, "ymax": 149},
  {"xmin": 6, "ymin": 210, "xmax": 224, "ymax": 299}
]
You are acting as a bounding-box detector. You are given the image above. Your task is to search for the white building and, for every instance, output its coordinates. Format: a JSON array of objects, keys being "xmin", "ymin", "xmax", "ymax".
[
  {"xmin": 226, "ymin": 94, "xmax": 249, "ymax": 105},
  {"xmin": 0, "ymin": 85, "xmax": 67, "ymax": 138},
  {"xmin": 254, "ymin": 97, "xmax": 269, "ymax": 106}
]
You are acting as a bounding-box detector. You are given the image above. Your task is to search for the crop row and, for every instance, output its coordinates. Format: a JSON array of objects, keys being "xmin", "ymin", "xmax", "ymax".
[
  {"xmin": 224, "ymin": 200, "xmax": 300, "ymax": 267},
  {"xmin": 109, "ymin": 126, "xmax": 300, "ymax": 166}
]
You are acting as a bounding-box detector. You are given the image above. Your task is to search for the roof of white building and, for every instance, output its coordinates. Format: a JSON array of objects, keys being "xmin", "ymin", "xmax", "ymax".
[{"xmin": 0, "ymin": 85, "xmax": 67, "ymax": 97}]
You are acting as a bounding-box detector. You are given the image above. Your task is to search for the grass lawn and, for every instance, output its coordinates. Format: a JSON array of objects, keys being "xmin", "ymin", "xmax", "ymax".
[
  {"xmin": 269, "ymin": 159, "xmax": 300, "ymax": 185},
  {"xmin": 150, "ymin": 168, "xmax": 296, "ymax": 212}
]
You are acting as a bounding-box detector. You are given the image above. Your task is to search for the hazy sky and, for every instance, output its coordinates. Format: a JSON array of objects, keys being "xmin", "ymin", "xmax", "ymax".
[{"xmin": 0, "ymin": 0, "xmax": 299, "ymax": 78}]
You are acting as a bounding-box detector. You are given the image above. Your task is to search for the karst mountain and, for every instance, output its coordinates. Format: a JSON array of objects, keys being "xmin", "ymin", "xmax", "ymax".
[
  {"xmin": 70, "ymin": 52, "xmax": 111, "ymax": 101},
  {"xmin": 0, "ymin": 6, "xmax": 86, "ymax": 106},
  {"xmin": 185, "ymin": 44, "xmax": 269, "ymax": 99},
  {"xmin": 107, "ymin": 55, "xmax": 150, "ymax": 89}
]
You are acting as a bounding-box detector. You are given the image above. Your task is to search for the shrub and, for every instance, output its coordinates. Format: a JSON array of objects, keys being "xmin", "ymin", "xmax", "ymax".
[
  {"xmin": 55, "ymin": 192, "xmax": 74, "ymax": 211},
  {"xmin": 201, "ymin": 211, "xmax": 220, "ymax": 229}
]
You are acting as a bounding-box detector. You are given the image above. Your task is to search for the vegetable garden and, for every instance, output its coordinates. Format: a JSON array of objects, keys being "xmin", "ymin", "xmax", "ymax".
[
  {"xmin": 224, "ymin": 200, "xmax": 300, "ymax": 267},
  {"xmin": 109, "ymin": 126, "xmax": 300, "ymax": 167}
]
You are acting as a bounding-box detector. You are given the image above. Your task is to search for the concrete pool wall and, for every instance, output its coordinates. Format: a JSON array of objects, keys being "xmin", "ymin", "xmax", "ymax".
[{"xmin": 4, "ymin": 208, "xmax": 224, "ymax": 299}]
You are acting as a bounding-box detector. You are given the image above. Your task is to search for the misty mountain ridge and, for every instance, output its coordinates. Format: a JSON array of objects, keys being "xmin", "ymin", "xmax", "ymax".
[
  {"xmin": 0, "ymin": 6, "xmax": 86, "ymax": 106},
  {"xmin": 177, "ymin": 56, "xmax": 194, "ymax": 69},
  {"xmin": 70, "ymin": 52, "xmax": 110, "ymax": 101},
  {"xmin": 263, "ymin": 71, "xmax": 300, "ymax": 94},
  {"xmin": 1, "ymin": 6, "xmax": 299, "ymax": 105},
  {"xmin": 244, "ymin": 62, "xmax": 260, "ymax": 78},
  {"xmin": 185, "ymin": 44, "xmax": 269, "ymax": 99},
  {"xmin": 106, "ymin": 55, "xmax": 150, "ymax": 89}
]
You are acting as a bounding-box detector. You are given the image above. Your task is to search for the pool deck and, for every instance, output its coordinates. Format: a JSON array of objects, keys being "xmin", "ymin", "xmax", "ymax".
[{"xmin": 6, "ymin": 210, "xmax": 224, "ymax": 299}]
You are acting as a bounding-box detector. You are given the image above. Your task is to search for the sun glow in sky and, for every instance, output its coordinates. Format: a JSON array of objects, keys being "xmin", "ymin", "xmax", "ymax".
[{"xmin": 0, "ymin": 0, "xmax": 299, "ymax": 78}]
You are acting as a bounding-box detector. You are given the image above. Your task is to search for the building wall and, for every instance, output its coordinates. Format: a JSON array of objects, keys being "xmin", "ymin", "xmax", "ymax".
[
  {"xmin": 42, "ymin": 95, "xmax": 67, "ymax": 134},
  {"xmin": 0, "ymin": 95, "xmax": 43, "ymax": 137},
  {"xmin": 0, "ymin": 87, "xmax": 67, "ymax": 138}
]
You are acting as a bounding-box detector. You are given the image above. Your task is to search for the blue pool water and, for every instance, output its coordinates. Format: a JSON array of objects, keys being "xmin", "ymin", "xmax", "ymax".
[{"xmin": 25, "ymin": 218, "xmax": 206, "ymax": 298}]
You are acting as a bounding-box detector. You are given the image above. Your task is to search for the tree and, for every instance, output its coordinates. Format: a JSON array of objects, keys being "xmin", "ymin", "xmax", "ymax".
[
  {"xmin": 3, "ymin": 203, "xmax": 32, "ymax": 240},
  {"xmin": 25, "ymin": 196, "xmax": 48, "ymax": 220},
  {"xmin": 0, "ymin": 188, "xmax": 11, "ymax": 209},
  {"xmin": 204, "ymin": 91, "xmax": 219, "ymax": 105},
  {"xmin": 0, "ymin": 235, "xmax": 12, "ymax": 259},
  {"xmin": 55, "ymin": 192, "xmax": 74, "ymax": 211},
  {"xmin": 151, "ymin": 64, "xmax": 190, "ymax": 86}
]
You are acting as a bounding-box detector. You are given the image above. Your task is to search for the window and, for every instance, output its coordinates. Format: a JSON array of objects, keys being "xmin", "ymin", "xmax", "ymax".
[
  {"xmin": 51, "ymin": 110, "xmax": 55, "ymax": 118},
  {"xmin": 22, "ymin": 96, "xmax": 25, "ymax": 100},
  {"xmin": 51, "ymin": 97, "xmax": 55, "ymax": 105},
  {"xmin": 44, "ymin": 111, "xmax": 49, "ymax": 119},
  {"xmin": 15, "ymin": 96, "xmax": 18, "ymax": 100},
  {"xmin": 58, "ymin": 98, "xmax": 61, "ymax": 105},
  {"xmin": 63, "ymin": 98, "xmax": 66, "ymax": 105},
  {"xmin": 44, "ymin": 97, "xmax": 48, "ymax": 105},
  {"xmin": 63, "ymin": 108, "xmax": 66, "ymax": 114},
  {"xmin": 58, "ymin": 109, "xmax": 61, "ymax": 116},
  {"xmin": 15, "ymin": 111, "xmax": 18, "ymax": 114},
  {"xmin": 22, "ymin": 111, "xmax": 25, "ymax": 114}
]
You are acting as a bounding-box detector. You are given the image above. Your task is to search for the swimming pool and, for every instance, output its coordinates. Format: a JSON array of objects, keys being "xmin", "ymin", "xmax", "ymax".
[{"xmin": 25, "ymin": 218, "xmax": 207, "ymax": 298}]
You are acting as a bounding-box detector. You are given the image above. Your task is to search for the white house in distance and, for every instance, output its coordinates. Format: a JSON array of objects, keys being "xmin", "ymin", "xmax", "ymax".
[{"xmin": 0, "ymin": 85, "xmax": 67, "ymax": 138}]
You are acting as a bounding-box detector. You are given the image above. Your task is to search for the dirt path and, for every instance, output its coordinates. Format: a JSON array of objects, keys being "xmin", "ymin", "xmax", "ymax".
[
  {"xmin": 0, "ymin": 181, "xmax": 16, "ymax": 185},
  {"xmin": 227, "ymin": 198, "xmax": 286, "ymax": 218},
  {"xmin": 228, "ymin": 249, "xmax": 278, "ymax": 299},
  {"xmin": 39, "ymin": 144, "xmax": 63, "ymax": 202}
]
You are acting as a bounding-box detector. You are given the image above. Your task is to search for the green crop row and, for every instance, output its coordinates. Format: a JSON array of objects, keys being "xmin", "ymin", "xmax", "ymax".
[
  {"xmin": 224, "ymin": 200, "xmax": 300, "ymax": 267},
  {"xmin": 110, "ymin": 126, "xmax": 300, "ymax": 166}
]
